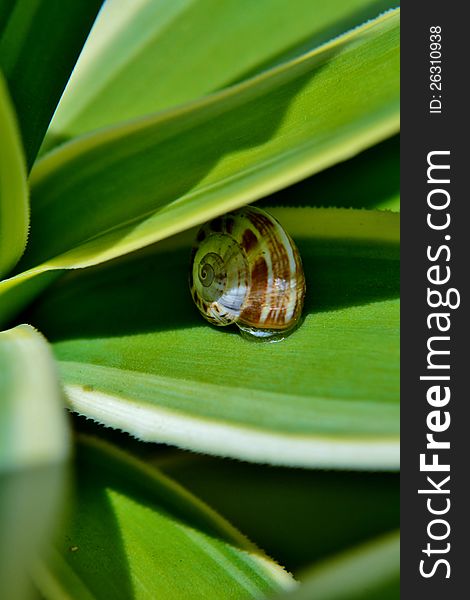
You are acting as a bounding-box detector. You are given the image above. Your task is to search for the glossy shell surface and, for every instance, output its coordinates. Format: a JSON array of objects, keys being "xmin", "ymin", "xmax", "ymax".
[{"xmin": 189, "ymin": 206, "xmax": 306, "ymax": 341}]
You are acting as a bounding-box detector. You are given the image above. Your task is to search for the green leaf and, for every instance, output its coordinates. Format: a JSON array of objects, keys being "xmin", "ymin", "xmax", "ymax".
[
  {"xmin": 35, "ymin": 435, "xmax": 294, "ymax": 600},
  {"xmin": 1, "ymin": 10, "xmax": 399, "ymax": 325},
  {"xmin": 1, "ymin": 463, "xmax": 70, "ymax": 600},
  {"xmin": 0, "ymin": 0, "xmax": 103, "ymax": 167},
  {"xmin": 0, "ymin": 324, "xmax": 70, "ymax": 471},
  {"xmin": 276, "ymin": 531, "xmax": 399, "ymax": 599},
  {"xmin": 0, "ymin": 2, "xmax": 15, "ymax": 38},
  {"xmin": 259, "ymin": 135, "xmax": 400, "ymax": 212},
  {"xmin": 0, "ymin": 72, "xmax": 28, "ymax": 278},
  {"xmin": 157, "ymin": 453, "xmax": 399, "ymax": 573},
  {"xmin": 0, "ymin": 270, "xmax": 59, "ymax": 331},
  {"xmin": 27, "ymin": 208, "xmax": 399, "ymax": 470},
  {"xmin": 45, "ymin": 0, "xmax": 400, "ymax": 145},
  {"xmin": 0, "ymin": 324, "xmax": 70, "ymax": 600}
]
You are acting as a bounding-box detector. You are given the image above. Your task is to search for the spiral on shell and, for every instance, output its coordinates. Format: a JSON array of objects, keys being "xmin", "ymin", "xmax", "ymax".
[{"xmin": 189, "ymin": 206, "xmax": 306, "ymax": 341}]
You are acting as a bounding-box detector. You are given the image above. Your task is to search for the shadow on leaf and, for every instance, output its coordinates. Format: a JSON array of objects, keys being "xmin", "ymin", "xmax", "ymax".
[{"xmin": 24, "ymin": 227, "xmax": 399, "ymax": 342}]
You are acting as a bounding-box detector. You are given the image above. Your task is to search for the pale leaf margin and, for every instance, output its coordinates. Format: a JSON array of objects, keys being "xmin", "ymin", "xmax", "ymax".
[
  {"xmin": 0, "ymin": 324, "xmax": 70, "ymax": 472},
  {"xmin": 276, "ymin": 531, "xmax": 399, "ymax": 599},
  {"xmin": 0, "ymin": 9, "xmax": 399, "ymax": 321},
  {"xmin": 46, "ymin": 0, "xmax": 400, "ymax": 141},
  {"xmin": 33, "ymin": 435, "xmax": 295, "ymax": 599},
  {"xmin": 64, "ymin": 384, "xmax": 398, "ymax": 471},
  {"xmin": 0, "ymin": 323, "xmax": 70, "ymax": 600},
  {"xmin": 60, "ymin": 208, "xmax": 399, "ymax": 471}
]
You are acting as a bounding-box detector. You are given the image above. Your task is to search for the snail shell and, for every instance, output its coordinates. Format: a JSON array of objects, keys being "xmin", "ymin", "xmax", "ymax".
[{"xmin": 189, "ymin": 205, "xmax": 306, "ymax": 341}]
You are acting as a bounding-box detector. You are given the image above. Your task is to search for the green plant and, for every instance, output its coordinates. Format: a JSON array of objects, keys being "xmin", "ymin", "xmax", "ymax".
[{"xmin": 0, "ymin": 1, "xmax": 399, "ymax": 598}]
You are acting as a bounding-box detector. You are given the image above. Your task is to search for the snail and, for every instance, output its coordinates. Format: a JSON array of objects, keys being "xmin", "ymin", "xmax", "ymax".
[{"xmin": 189, "ymin": 205, "xmax": 306, "ymax": 341}]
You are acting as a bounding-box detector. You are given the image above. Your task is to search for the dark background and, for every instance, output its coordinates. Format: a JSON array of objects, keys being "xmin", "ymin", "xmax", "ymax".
[{"xmin": 401, "ymin": 1, "xmax": 468, "ymax": 596}]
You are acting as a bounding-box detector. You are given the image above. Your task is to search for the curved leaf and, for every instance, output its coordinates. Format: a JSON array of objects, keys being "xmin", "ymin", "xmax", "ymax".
[
  {"xmin": 46, "ymin": 0, "xmax": 400, "ymax": 145},
  {"xmin": 277, "ymin": 532, "xmax": 399, "ymax": 599},
  {"xmin": 0, "ymin": 1, "xmax": 15, "ymax": 39},
  {"xmin": 157, "ymin": 453, "xmax": 400, "ymax": 572},
  {"xmin": 0, "ymin": 72, "xmax": 28, "ymax": 278},
  {"xmin": 0, "ymin": 324, "xmax": 70, "ymax": 600},
  {"xmin": 259, "ymin": 135, "xmax": 400, "ymax": 212},
  {"xmin": 0, "ymin": 0, "xmax": 102, "ymax": 167},
  {"xmin": 1, "ymin": 10, "xmax": 400, "ymax": 324},
  {"xmin": 0, "ymin": 324, "xmax": 69, "ymax": 471},
  {"xmin": 27, "ymin": 208, "xmax": 400, "ymax": 470},
  {"xmin": 35, "ymin": 435, "xmax": 294, "ymax": 600},
  {"xmin": 1, "ymin": 464, "xmax": 69, "ymax": 600}
]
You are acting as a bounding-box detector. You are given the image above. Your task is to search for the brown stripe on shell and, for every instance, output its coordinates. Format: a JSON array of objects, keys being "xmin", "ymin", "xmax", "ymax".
[
  {"xmin": 246, "ymin": 210, "xmax": 293, "ymax": 327},
  {"xmin": 263, "ymin": 307, "xmax": 288, "ymax": 329},
  {"xmin": 266, "ymin": 309, "xmax": 279, "ymax": 325},
  {"xmin": 241, "ymin": 228, "xmax": 258, "ymax": 253},
  {"xmin": 239, "ymin": 256, "xmax": 268, "ymax": 326},
  {"xmin": 280, "ymin": 235, "xmax": 305, "ymax": 327},
  {"xmin": 190, "ymin": 206, "xmax": 305, "ymax": 335},
  {"xmin": 290, "ymin": 238, "xmax": 306, "ymax": 322}
]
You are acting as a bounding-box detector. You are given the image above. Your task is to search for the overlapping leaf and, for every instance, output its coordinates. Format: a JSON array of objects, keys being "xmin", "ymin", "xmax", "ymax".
[
  {"xmin": 277, "ymin": 532, "xmax": 399, "ymax": 599},
  {"xmin": 157, "ymin": 453, "xmax": 399, "ymax": 572},
  {"xmin": 0, "ymin": 324, "xmax": 69, "ymax": 471},
  {"xmin": 0, "ymin": 324, "xmax": 70, "ymax": 600},
  {"xmin": 46, "ymin": 0, "xmax": 400, "ymax": 145},
  {"xmin": 0, "ymin": 1, "xmax": 401, "ymax": 594},
  {"xmin": 260, "ymin": 136, "xmax": 400, "ymax": 212},
  {"xmin": 35, "ymin": 436, "xmax": 293, "ymax": 600},
  {"xmin": 0, "ymin": 72, "xmax": 28, "ymax": 278},
  {"xmin": 0, "ymin": 0, "xmax": 102, "ymax": 167},
  {"xmin": 0, "ymin": 10, "xmax": 399, "ymax": 327},
  {"xmin": 27, "ymin": 208, "xmax": 399, "ymax": 470}
]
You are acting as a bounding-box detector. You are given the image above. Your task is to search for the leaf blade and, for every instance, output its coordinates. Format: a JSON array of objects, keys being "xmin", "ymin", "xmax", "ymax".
[
  {"xmin": 27, "ymin": 208, "xmax": 399, "ymax": 470},
  {"xmin": 0, "ymin": 324, "xmax": 70, "ymax": 598},
  {"xmin": 45, "ymin": 0, "xmax": 400, "ymax": 144},
  {"xmin": 277, "ymin": 531, "xmax": 399, "ymax": 599},
  {"xmin": 0, "ymin": 323, "xmax": 70, "ymax": 471},
  {"xmin": 35, "ymin": 435, "xmax": 293, "ymax": 600},
  {"xmin": 0, "ymin": 0, "xmax": 102, "ymax": 167},
  {"xmin": 157, "ymin": 453, "xmax": 400, "ymax": 573},
  {"xmin": 1, "ymin": 10, "xmax": 400, "ymax": 323},
  {"xmin": 0, "ymin": 72, "xmax": 28, "ymax": 278},
  {"xmin": 27, "ymin": 9, "xmax": 399, "ymax": 267},
  {"xmin": 259, "ymin": 135, "xmax": 400, "ymax": 212}
]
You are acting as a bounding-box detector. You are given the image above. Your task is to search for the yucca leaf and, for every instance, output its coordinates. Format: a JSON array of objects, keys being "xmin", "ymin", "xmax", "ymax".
[
  {"xmin": 26, "ymin": 208, "xmax": 399, "ymax": 470},
  {"xmin": 0, "ymin": 2, "xmax": 15, "ymax": 38},
  {"xmin": 0, "ymin": 0, "xmax": 102, "ymax": 167},
  {"xmin": 157, "ymin": 453, "xmax": 399, "ymax": 572},
  {"xmin": 45, "ymin": 0, "xmax": 399, "ymax": 145},
  {"xmin": 35, "ymin": 435, "xmax": 294, "ymax": 600},
  {"xmin": 260, "ymin": 135, "xmax": 399, "ymax": 212},
  {"xmin": 276, "ymin": 531, "xmax": 399, "ymax": 599},
  {"xmin": 0, "ymin": 324, "xmax": 70, "ymax": 600},
  {"xmin": 0, "ymin": 324, "xmax": 69, "ymax": 471},
  {"xmin": 0, "ymin": 72, "xmax": 28, "ymax": 278},
  {"xmin": 0, "ymin": 10, "xmax": 399, "ymax": 326}
]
